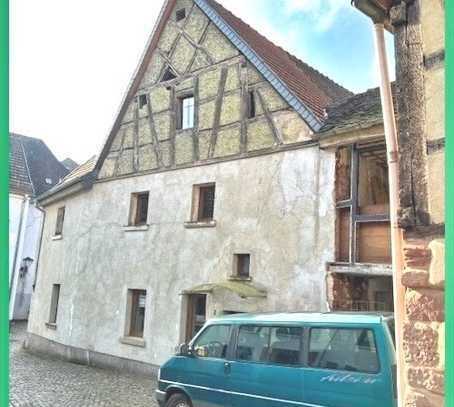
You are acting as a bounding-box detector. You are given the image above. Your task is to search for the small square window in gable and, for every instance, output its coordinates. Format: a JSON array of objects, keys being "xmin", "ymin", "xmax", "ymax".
[
  {"xmin": 176, "ymin": 8, "xmax": 186, "ymax": 22},
  {"xmin": 138, "ymin": 94, "xmax": 148, "ymax": 110},
  {"xmin": 161, "ymin": 67, "xmax": 177, "ymax": 83}
]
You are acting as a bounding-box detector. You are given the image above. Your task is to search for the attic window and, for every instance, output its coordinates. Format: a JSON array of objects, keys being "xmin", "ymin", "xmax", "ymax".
[
  {"xmin": 138, "ymin": 94, "xmax": 147, "ymax": 109},
  {"xmin": 247, "ymin": 91, "xmax": 256, "ymax": 119},
  {"xmin": 176, "ymin": 8, "xmax": 186, "ymax": 22},
  {"xmin": 161, "ymin": 67, "xmax": 177, "ymax": 82}
]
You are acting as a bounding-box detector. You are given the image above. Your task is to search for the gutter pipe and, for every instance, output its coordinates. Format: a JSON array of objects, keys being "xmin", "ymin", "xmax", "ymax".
[{"xmin": 352, "ymin": 1, "xmax": 405, "ymax": 406}]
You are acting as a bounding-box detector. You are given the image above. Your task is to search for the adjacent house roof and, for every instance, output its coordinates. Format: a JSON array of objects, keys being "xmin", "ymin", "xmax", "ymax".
[
  {"xmin": 61, "ymin": 158, "xmax": 79, "ymax": 172},
  {"xmin": 319, "ymin": 85, "xmax": 395, "ymax": 136},
  {"xmin": 37, "ymin": 156, "xmax": 97, "ymax": 203},
  {"xmin": 9, "ymin": 133, "xmax": 70, "ymax": 197}
]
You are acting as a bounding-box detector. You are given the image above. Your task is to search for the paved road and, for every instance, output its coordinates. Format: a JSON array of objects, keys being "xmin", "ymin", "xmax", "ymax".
[{"xmin": 10, "ymin": 322, "xmax": 158, "ymax": 407}]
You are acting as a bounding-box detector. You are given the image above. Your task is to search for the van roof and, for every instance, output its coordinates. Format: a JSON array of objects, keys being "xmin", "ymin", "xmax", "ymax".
[{"xmin": 209, "ymin": 312, "xmax": 394, "ymax": 325}]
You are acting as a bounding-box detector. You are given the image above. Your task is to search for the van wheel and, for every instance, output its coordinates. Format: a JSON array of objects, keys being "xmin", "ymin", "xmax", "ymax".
[{"xmin": 165, "ymin": 393, "xmax": 192, "ymax": 407}]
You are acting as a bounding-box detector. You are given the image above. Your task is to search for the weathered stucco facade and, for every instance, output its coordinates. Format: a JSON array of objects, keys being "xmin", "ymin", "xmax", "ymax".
[{"xmin": 29, "ymin": 147, "xmax": 335, "ymax": 367}]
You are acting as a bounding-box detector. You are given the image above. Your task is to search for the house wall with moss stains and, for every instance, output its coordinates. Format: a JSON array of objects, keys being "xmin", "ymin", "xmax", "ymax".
[{"xmin": 98, "ymin": 0, "xmax": 313, "ymax": 180}]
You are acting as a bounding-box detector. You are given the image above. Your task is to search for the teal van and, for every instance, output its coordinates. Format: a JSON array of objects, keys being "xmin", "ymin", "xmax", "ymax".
[{"xmin": 156, "ymin": 312, "xmax": 396, "ymax": 407}]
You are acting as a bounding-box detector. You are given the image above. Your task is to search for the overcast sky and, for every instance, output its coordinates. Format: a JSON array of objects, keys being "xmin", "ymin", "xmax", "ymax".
[{"xmin": 10, "ymin": 0, "xmax": 395, "ymax": 164}]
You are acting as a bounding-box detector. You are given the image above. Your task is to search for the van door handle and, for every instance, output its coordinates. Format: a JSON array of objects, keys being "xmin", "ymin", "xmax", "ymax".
[{"xmin": 224, "ymin": 362, "xmax": 231, "ymax": 375}]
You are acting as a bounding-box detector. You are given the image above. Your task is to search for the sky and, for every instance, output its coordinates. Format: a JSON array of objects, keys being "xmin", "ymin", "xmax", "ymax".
[{"xmin": 10, "ymin": 0, "xmax": 395, "ymax": 164}]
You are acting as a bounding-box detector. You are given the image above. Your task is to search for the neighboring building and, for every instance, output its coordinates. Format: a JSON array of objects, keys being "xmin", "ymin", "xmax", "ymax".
[
  {"xmin": 9, "ymin": 133, "xmax": 69, "ymax": 320},
  {"xmin": 61, "ymin": 158, "xmax": 79, "ymax": 172},
  {"xmin": 353, "ymin": 1, "xmax": 445, "ymax": 406},
  {"xmin": 27, "ymin": 0, "xmax": 395, "ymax": 373}
]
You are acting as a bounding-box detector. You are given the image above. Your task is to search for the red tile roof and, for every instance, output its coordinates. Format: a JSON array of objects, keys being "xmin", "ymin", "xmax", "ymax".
[{"xmin": 205, "ymin": 0, "xmax": 352, "ymax": 120}]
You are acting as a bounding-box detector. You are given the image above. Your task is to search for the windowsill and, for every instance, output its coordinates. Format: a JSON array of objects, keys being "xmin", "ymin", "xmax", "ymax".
[
  {"xmin": 122, "ymin": 224, "xmax": 149, "ymax": 232},
  {"xmin": 51, "ymin": 235, "xmax": 63, "ymax": 241},
  {"xmin": 228, "ymin": 276, "xmax": 252, "ymax": 282},
  {"xmin": 45, "ymin": 322, "xmax": 57, "ymax": 330},
  {"xmin": 120, "ymin": 336, "xmax": 146, "ymax": 348},
  {"xmin": 184, "ymin": 220, "xmax": 217, "ymax": 229}
]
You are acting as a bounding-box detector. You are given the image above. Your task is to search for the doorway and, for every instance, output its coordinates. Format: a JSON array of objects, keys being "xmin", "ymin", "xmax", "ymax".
[{"xmin": 185, "ymin": 294, "xmax": 207, "ymax": 342}]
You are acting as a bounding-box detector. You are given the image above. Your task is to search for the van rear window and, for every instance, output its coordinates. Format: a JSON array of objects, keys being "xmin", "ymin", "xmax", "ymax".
[
  {"xmin": 236, "ymin": 325, "xmax": 303, "ymax": 366},
  {"xmin": 309, "ymin": 328, "xmax": 379, "ymax": 374}
]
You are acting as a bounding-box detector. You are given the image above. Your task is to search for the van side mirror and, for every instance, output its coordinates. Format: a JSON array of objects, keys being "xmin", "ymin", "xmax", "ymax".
[{"xmin": 176, "ymin": 343, "xmax": 191, "ymax": 356}]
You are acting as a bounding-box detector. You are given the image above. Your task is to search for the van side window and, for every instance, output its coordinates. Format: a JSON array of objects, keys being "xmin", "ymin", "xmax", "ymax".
[
  {"xmin": 193, "ymin": 325, "xmax": 231, "ymax": 359},
  {"xmin": 309, "ymin": 328, "xmax": 379, "ymax": 374},
  {"xmin": 236, "ymin": 326, "xmax": 303, "ymax": 366}
]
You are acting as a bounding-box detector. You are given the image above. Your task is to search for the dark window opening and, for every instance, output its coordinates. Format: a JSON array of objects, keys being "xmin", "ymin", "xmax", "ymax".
[
  {"xmin": 176, "ymin": 8, "xmax": 186, "ymax": 22},
  {"xmin": 197, "ymin": 184, "xmax": 215, "ymax": 221},
  {"xmin": 138, "ymin": 94, "xmax": 147, "ymax": 109},
  {"xmin": 48, "ymin": 284, "xmax": 61, "ymax": 324},
  {"xmin": 128, "ymin": 289, "xmax": 146, "ymax": 338},
  {"xmin": 129, "ymin": 192, "xmax": 149, "ymax": 226},
  {"xmin": 55, "ymin": 207, "xmax": 65, "ymax": 236},
  {"xmin": 161, "ymin": 67, "xmax": 177, "ymax": 83},
  {"xmin": 235, "ymin": 254, "xmax": 250, "ymax": 278},
  {"xmin": 177, "ymin": 95, "xmax": 195, "ymax": 130},
  {"xmin": 247, "ymin": 90, "xmax": 256, "ymax": 118}
]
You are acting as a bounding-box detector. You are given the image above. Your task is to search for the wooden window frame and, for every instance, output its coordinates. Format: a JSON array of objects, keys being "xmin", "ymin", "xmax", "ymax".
[
  {"xmin": 177, "ymin": 94, "xmax": 195, "ymax": 130},
  {"xmin": 335, "ymin": 144, "xmax": 391, "ymax": 264},
  {"xmin": 234, "ymin": 253, "xmax": 251, "ymax": 279},
  {"xmin": 129, "ymin": 192, "xmax": 149, "ymax": 226},
  {"xmin": 48, "ymin": 284, "xmax": 61, "ymax": 324},
  {"xmin": 126, "ymin": 289, "xmax": 147, "ymax": 338},
  {"xmin": 191, "ymin": 183, "xmax": 216, "ymax": 223},
  {"xmin": 55, "ymin": 207, "xmax": 65, "ymax": 236}
]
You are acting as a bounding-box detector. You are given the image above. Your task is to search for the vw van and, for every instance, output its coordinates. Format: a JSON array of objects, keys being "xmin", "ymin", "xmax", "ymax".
[{"xmin": 156, "ymin": 312, "xmax": 396, "ymax": 407}]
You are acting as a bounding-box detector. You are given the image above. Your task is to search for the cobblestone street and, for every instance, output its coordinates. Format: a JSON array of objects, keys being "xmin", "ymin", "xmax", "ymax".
[{"xmin": 10, "ymin": 322, "xmax": 158, "ymax": 407}]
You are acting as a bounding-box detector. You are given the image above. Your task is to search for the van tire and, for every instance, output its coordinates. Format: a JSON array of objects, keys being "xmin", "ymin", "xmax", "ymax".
[{"xmin": 165, "ymin": 393, "xmax": 192, "ymax": 407}]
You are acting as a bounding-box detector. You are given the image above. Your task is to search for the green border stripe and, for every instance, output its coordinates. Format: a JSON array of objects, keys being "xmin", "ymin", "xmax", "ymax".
[
  {"xmin": 446, "ymin": 0, "xmax": 453, "ymax": 405},
  {"xmin": 0, "ymin": 0, "xmax": 8, "ymax": 403}
]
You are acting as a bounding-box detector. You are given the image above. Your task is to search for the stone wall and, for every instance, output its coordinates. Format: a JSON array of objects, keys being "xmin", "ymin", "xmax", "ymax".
[
  {"xmin": 390, "ymin": 1, "xmax": 445, "ymax": 405},
  {"xmin": 99, "ymin": 0, "xmax": 312, "ymax": 180}
]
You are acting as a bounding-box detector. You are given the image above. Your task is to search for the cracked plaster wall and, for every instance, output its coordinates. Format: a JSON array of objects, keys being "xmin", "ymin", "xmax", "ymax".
[{"xmin": 29, "ymin": 147, "xmax": 335, "ymax": 366}]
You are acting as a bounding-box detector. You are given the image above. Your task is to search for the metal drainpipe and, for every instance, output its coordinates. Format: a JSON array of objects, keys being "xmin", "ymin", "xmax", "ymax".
[{"xmin": 373, "ymin": 23, "xmax": 406, "ymax": 407}]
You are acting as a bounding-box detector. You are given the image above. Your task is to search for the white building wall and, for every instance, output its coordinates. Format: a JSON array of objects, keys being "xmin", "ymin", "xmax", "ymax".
[{"xmin": 29, "ymin": 147, "xmax": 336, "ymax": 366}]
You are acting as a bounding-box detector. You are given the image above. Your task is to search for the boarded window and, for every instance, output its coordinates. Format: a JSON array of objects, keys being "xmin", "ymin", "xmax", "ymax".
[
  {"xmin": 178, "ymin": 95, "xmax": 195, "ymax": 130},
  {"xmin": 48, "ymin": 284, "xmax": 61, "ymax": 324},
  {"xmin": 191, "ymin": 183, "xmax": 215, "ymax": 222},
  {"xmin": 335, "ymin": 147, "xmax": 351, "ymax": 201},
  {"xmin": 127, "ymin": 289, "xmax": 146, "ymax": 338},
  {"xmin": 356, "ymin": 222, "xmax": 391, "ymax": 263},
  {"xmin": 335, "ymin": 145, "xmax": 391, "ymax": 265},
  {"xmin": 129, "ymin": 192, "xmax": 149, "ymax": 226},
  {"xmin": 358, "ymin": 149, "xmax": 389, "ymax": 215},
  {"xmin": 335, "ymin": 208, "xmax": 350, "ymax": 262},
  {"xmin": 247, "ymin": 90, "xmax": 256, "ymax": 119},
  {"xmin": 55, "ymin": 207, "xmax": 65, "ymax": 236},
  {"xmin": 235, "ymin": 254, "xmax": 250, "ymax": 278}
]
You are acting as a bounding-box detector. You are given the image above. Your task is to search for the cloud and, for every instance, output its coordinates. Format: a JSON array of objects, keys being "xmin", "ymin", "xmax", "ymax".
[{"xmin": 284, "ymin": 0, "xmax": 350, "ymax": 31}]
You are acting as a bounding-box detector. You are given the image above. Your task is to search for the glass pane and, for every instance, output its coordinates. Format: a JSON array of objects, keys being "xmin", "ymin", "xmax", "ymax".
[
  {"xmin": 130, "ymin": 290, "xmax": 146, "ymax": 337},
  {"xmin": 193, "ymin": 324, "xmax": 231, "ymax": 359},
  {"xmin": 358, "ymin": 148, "xmax": 389, "ymax": 215},
  {"xmin": 198, "ymin": 185, "xmax": 215, "ymax": 221},
  {"xmin": 356, "ymin": 222, "xmax": 391, "ymax": 264},
  {"xmin": 268, "ymin": 327, "xmax": 302, "ymax": 365},
  {"xmin": 335, "ymin": 208, "xmax": 350, "ymax": 262},
  {"xmin": 236, "ymin": 325, "xmax": 270, "ymax": 362},
  {"xmin": 309, "ymin": 328, "xmax": 379, "ymax": 374},
  {"xmin": 182, "ymin": 97, "xmax": 194, "ymax": 129},
  {"xmin": 335, "ymin": 147, "xmax": 351, "ymax": 201}
]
